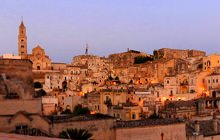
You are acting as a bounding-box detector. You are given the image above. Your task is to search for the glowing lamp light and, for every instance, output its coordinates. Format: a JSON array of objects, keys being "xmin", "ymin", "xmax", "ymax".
[
  {"xmin": 150, "ymin": 80, "xmax": 154, "ymax": 84},
  {"xmin": 135, "ymin": 81, "xmax": 139, "ymax": 84},
  {"xmin": 113, "ymin": 82, "xmax": 117, "ymax": 85},
  {"xmin": 79, "ymin": 91, "xmax": 83, "ymax": 96},
  {"xmin": 90, "ymin": 111, "xmax": 96, "ymax": 115}
]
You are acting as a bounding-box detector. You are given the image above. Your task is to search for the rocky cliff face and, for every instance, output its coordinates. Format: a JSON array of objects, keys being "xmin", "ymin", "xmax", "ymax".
[
  {"xmin": 0, "ymin": 59, "xmax": 34, "ymax": 99},
  {"xmin": 0, "ymin": 74, "xmax": 8, "ymax": 96}
]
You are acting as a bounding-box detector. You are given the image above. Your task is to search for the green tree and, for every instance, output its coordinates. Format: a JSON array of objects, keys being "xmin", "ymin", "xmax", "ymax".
[
  {"xmin": 73, "ymin": 104, "xmax": 90, "ymax": 115},
  {"xmin": 35, "ymin": 89, "xmax": 47, "ymax": 97},
  {"xmin": 59, "ymin": 128, "xmax": 93, "ymax": 140},
  {"xmin": 129, "ymin": 80, "xmax": 133, "ymax": 84},
  {"xmin": 34, "ymin": 81, "xmax": 42, "ymax": 88}
]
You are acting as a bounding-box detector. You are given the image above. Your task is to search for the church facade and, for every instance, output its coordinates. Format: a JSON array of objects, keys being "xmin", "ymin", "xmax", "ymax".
[{"xmin": 18, "ymin": 20, "xmax": 51, "ymax": 70}]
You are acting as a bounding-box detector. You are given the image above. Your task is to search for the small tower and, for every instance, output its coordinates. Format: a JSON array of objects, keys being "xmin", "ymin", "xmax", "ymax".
[{"xmin": 18, "ymin": 19, "xmax": 27, "ymax": 59}]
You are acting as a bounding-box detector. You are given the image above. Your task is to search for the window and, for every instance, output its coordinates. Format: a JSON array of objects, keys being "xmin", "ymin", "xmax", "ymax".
[
  {"xmin": 132, "ymin": 114, "xmax": 136, "ymax": 119},
  {"xmin": 208, "ymin": 80, "xmax": 210, "ymax": 83},
  {"xmin": 167, "ymin": 80, "xmax": 169, "ymax": 84},
  {"xmin": 21, "ymin": 45, "xmax": 24, "ymax": 49},
  {"xmin": 117, "ymin": 113, "xmax": 120, "ymax": 118},
  {"xmin": 37, "ymin": 66, "xmax": 40, "ymax": 70},
  {"xmin": 21, "ymin": 39, "xmax": 24, "ymax": 43},
  {"xmin": 213, "ymin": 79, "xmax": 215, "ymax": 83},
  {"xmin": 106, "ymin": 96, "xmax": 109, "ymax": 101},
  {"xmin": 207, "ymin": 61, "xmax": 211, "ymax": 67},
  {"xmin": 113, "ymin": 113, "xmax": 115, "ymax": 117},
  {"xmin": 170, "ymin": 90, "xmax": 173, "ymax": 95},
  {"xmin": 15, "ymin": 125, "xmax": 27, "ymax": 130},
  {"xmin": 216, "ymin": 79, "xmax": 218, "ymax": 83},
  {"xmin": 21, "ymin": 52, "xmax": 24, "ymax": 55}
]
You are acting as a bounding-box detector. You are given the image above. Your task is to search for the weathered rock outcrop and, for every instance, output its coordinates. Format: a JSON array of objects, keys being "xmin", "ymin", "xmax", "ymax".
[{"xmin": 0, "ymin": 59, "xmax": 34, "ymax": 99}]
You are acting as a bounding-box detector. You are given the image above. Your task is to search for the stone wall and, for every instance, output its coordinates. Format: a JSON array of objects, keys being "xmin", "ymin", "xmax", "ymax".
[
  {"xmin": 116, "ymin": 123, "xmax": 186, "ymax": 140},
  {"xmin": 0, "ymin": 99, "xmax": 41, "ymax": 115},
  {"xmin": 51, "ymin": 118, "xmax": 115, "ymax": 140}
]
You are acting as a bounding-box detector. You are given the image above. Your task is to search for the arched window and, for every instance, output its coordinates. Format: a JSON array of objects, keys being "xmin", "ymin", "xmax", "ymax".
[{"xmin": 207, "ymin": 61, "xmax": 211, "ymax": 67}]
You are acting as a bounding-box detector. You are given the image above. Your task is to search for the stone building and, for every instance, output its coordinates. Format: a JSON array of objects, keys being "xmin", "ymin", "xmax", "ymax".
[
  {"xmin": 203, "ymin": 53, "xmax": 220, "ymax": 74},
  {"xmin": 100, "ymin": 84, "xmax": 128, "ymax": 114},
  {"xmin": 186, "ymin": 116, "xmax": 220, "ymax": 140},
  {"xmin": 83, "ymin": 91, "xmax": 101, "ymax": 113},
  {"xmin": 18, "ymin": 20, "xmax": 52, "ymax": 71},
  {"xmin": 109, "ymin": 49, "xmax": 150, "ymax": 67},
  {"xmin": 113, "ymin": 102, "xmax": 141, "ymax": 121},
  {"xmin": 42, "ymin": 96, "xmax": 58, "ymax": 115},
  {"xmin": 156, "ymin": 48, "xmax": 206, "ymax": 59},
  {"xmin": 160, "ymin": 100, "xmax": 197, "ymax": 120}
]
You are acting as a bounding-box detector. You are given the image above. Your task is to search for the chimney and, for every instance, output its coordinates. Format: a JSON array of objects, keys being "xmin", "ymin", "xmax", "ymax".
[
  {"xmin": 127, "ymin": 48, "xmax": 129, "ymax": 52},
  {"xmin": 195, "ymin": 121, "xmax": 200, "ymax": 133},
  {"xmin": 213, "ymin": 114, "xmax": 218, "ymax": 132}
]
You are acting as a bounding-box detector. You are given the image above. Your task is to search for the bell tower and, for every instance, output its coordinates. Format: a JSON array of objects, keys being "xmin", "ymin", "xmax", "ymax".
[{"xmin": 18, "ymin": 20, "xmax": 27, "ymax": 58}]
